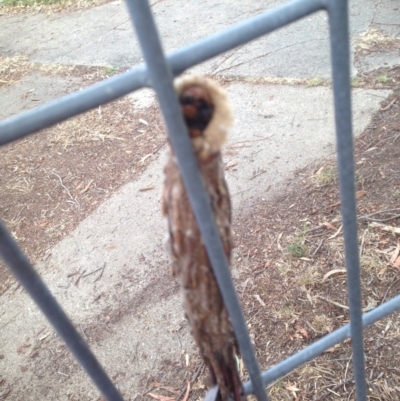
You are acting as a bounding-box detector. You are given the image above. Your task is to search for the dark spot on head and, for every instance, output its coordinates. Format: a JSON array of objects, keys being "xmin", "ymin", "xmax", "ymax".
[{"xmin": 179, "ymin": 85, "xmax": 214, "ymax": 133}]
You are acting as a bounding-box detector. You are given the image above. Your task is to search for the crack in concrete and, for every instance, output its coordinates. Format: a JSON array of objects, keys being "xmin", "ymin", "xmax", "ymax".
[
  {"xmin": 53, "ymin": 14, "xmax": 131, "ymax": 64},
  {"xmin": 368, "ymin": 0, "xmax": 383, "ymax": 29},
  {"xmin": 212, "ymin": 37, "xmax": 328, "ymax": 75}
]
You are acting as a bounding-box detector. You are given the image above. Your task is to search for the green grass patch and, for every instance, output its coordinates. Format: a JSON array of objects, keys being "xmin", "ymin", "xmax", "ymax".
[
  {"xmin": 315, "ymin": 166, "xmax": 336, "ymax": 187},
  {"xmin": 101, "ymin": 66, "xmax": 119, "ymax": 77},
  {"xmin": 306, "ymin": 78, "xmax": 324, "ymax": 87},
  {"xmin": 375, "ymin": 74, "xmax": 392, "ymax": 84},
  {"xmin": 286, "ymin": 235, "xmax": 308, "ymax": 258}
]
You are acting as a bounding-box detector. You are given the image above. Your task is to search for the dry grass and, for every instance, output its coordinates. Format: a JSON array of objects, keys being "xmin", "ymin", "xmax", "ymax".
[
  {"xmin": 0, "ymin": 55, "xmax": 124, "ymax": 88},
  {"xmin": 1, "ymin": 50, "xmax": 400, "ymax": 399},
  {"xmin": 0, "ymin": 60, "xmax": 164, "ymax": 296},
  {"xmin": 231, "ymin": 75, "xmax": 400, "ymax": 399},
  {"xmin": 355, "ymin": 27, "xmax": 400, "ymax": 54},
  {"xmin": 0, "ymin": 0, "xmax": 112, "ymax": 14}
]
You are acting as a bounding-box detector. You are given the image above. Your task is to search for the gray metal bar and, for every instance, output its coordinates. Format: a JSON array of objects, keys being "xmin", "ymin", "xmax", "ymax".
[
  {"xmin": 125, "ymin": 1, "xmax": 268, "ymax": 400},
  {"xmin": 0, "ymin": 67, "xmax": 147, "ymax": 146},
  {"xmin": 327, "ymin": 0, "xmax": 367, "ymax": 399},
  {"xmin": 0, "ymin": 222, "xmax": 125, "ymax": 401},
  {"xmin": 169, "ymin": 0, "xmax": 325, "ymax": 75},
  {"xmin": 243, "ymin": 294, "xmax": 400, "ymax": 394},
  {"xmin": 0, "ymin": 0, "xmax": 325, "ymax": 146}
]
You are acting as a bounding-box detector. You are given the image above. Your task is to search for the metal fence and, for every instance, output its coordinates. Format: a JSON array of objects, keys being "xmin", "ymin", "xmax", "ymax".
[{"xmin": 1, "ymin": 0, "xmax": 400, "ymax": 400}]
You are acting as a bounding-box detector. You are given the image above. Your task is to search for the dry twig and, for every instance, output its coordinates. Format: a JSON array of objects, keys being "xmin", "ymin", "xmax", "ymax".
[
  {"xmin": 380, "ymin": 97, "xmax": 397, "ymax": 111},
  {"xmin": 51, "ymin": 172, "xmax": 80, "ymax": 208},
  {"xmin": 369, "ymin": 222, "xmax": 400, "ymax": 235},
  {"xmin": 313, "ymin": 377, "xmax": 354, "ymax": 401},
  {"xmin": 94, "ymin": 263, "xmax": 106, "ymax": 282}
]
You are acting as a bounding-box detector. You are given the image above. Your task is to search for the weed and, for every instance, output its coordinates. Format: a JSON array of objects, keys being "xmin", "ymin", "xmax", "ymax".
[
  {"xmin": 306, "ymin": 78, "xmax": 324, "ymax": 87},
  {"xmin": 298, "ymin": 267, "xmax": 320, "ymax": 287},
  {"xmin": 102, "ymin": 66, "xmax": 119, "ymax": 77},
  {"xmin": 278, "ymin": 303, "xmax": 294, "ymax": 320},
  {"xmin": 376, "ymin": 74, "xmax": 392, "ymax": 84},
  {"xmin": 314, "ymin": 166, "xmax": 336, "ymax": 187},
  {"xmin": 286, "ymin": 235, "xmax": 308, "ymax": 258}
]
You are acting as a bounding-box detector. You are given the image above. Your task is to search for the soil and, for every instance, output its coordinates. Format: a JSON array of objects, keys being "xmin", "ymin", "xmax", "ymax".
[
  {"xmin": 0, "ymin": 58, "xmax": 165, "ymax": 295},
  {"xmin": 1, "ymin": 57, "xmax": 400, "ymax": 401},
  {"xmin": 233, "ymin": 67, "xmax": 400, "ymax": 400}
]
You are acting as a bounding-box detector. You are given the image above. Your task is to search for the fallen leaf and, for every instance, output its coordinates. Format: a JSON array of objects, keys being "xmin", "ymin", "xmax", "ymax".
[
  {"xmin": 80, "ymin": 179, "xmax": 94, "ymax": 194},
  {"xmin": 324, "ymin": 345, "xmax": 339, "ymax": 353},
  {"xmin": 148, "ymin": 394, "xmax": 174, "ymax": 401},
  {"xmin": 322, "ymin": 269, "xmax": 347, "ymax": 282},
  {"xmin": 328, "ymin": 224, "xmax": 343, "ymax": 239},
  {"xmin": 365, "ymin": 147, "xmax": 378, "ymax": 152},
  {"xmin": 315, "ymin": 166, "xmax": 325, "ymax": 175},
  {"xmin": 329, "ymin": 200, "xmax": 341, "ymax": 208},
  {"xmin": 395, "ymin": 256, "xmax": 400, "ymax": 269},
  {"xmin": 323, "ymin": 222, "xmax": 337, "ymax": 230},
  {"xmin": 297, "ymin": 327, "xmax": 309, "ymax": 339},
  {"xmin": 383, "ymin": 321, "xmax": 392, "ymax": 335},
  {"xmin": 369, "ymin": 222, "xmax": 400, "ymax": 235},
  {"xmin": 364, "ymin": 296, "xmax": 377, "ymax": 311},
  {"xmin": 141, "ymin": 154, "xmax": 153, "ymax": 163},
  {"xmin": 254, "ymin": 294, "xmax": 266, "ymax": 307},
  {"xmin": 155, "ymin": 386, "xmax": 178, "ymax": 395},
  {"xmin": 355, "ymin": 190, "xmax": 367, "ymax": 199},
  {"xmin": 378, "ymin": 266, "xmax": 387, "ymax": 275},
  {"xmin": 329, "ymin": 191, "xmax": 366, "ymax": 209},
  {"xmin": 225, "ymin": 160, "xmax": 238, "ymax": 170},
  {"xmin": 286, "ymin": 385, "xmax": 300, "ymax": 392},
  {"xmin": 306, "ymin": 292, "xmax": 313, "ymax": 305},
  {"xmin": 181, "ymin": 380, "xmax": 191, "ymax": 401},
  {"xmin": 139, "ymin": 118, "xmax": 149, "ymax": 126},
  {"xmin": 390, "ymin": 242, "xmax": 400, "ymax": 264},
  {"xmin": 139, "ymin": 185, "xmax": 155, "ymax": 192},
  {"xmin": 376, "ymin": 246, "xmax": 397, "ymax": 256}
]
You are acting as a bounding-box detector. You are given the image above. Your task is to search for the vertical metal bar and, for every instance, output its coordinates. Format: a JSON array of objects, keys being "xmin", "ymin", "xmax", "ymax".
[
  {"xmin": 124, "ymin": 1, "xmax": 268, "ymax": 400},
  {"xmin": 0, "ymin": 223, "xmax": 125, "ymax": 401},
  {"xmin": 326, "ymin": 0, "xmax": 367, "ymax": 400}
]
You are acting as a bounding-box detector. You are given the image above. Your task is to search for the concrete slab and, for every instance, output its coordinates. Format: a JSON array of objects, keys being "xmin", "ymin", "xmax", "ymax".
[
  {"xmin": 0, "ymin": 73, "xmax": 83, "ymax": 119},
  {"xmin": 356, "ymin": 50, "xmax": 400, "ymax": 73},
  {"xmin": 225, "ymin": 84, "xmax": 389, "ymax": 207},
  {"xmin": 0, "ymin": 83, "xmax": 388, "ymax": 399},
  {"xmin": 0, "ymin": 0, "xmax": 398, "ymax": 398},
  {"xmin": 0, "ymin": 0, "xmax": 398, "ymax": 78}
]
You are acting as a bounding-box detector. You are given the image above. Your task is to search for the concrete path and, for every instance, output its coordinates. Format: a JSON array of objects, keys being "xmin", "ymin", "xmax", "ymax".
[
  {"xmin": 1, "ymin": 1, "xmax": 399, "ymax": 77},
  {"xmin": 0, "ymin": 0, "xmax": 398, "ymax": 399}
]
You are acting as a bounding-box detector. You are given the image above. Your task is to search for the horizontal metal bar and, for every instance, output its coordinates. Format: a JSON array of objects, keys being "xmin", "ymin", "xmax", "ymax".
[
  {"xmin": 126, "ymin": 1, "xmax": 269, "ymax": 400},
  {"xmin": 169, "ymin": 0, "xmax": 325, "ymax": 75},
  {"xmin": 0, "ymin": 0, "xmax": 325, "ymax": 146},
  {"xmin": 243, "ymin": 294, "xmax": 400, "ymax": 395},
  {"xmin": 0, "ymin": 67, "xmax": 147, "ymax": 146},
  {"xmin": 0, "ymin": 222, "xmax": 125, "ymax": 401}
]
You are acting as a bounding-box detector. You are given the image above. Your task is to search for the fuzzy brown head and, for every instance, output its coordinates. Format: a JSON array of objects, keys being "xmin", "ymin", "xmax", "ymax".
[
  {"xmin": 175, "ymin": 75, "xmax": 233, "ymax": 156},
  {"xmin": 179, "ymin": 85, "xmax": 214, "ymax": 138}
]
